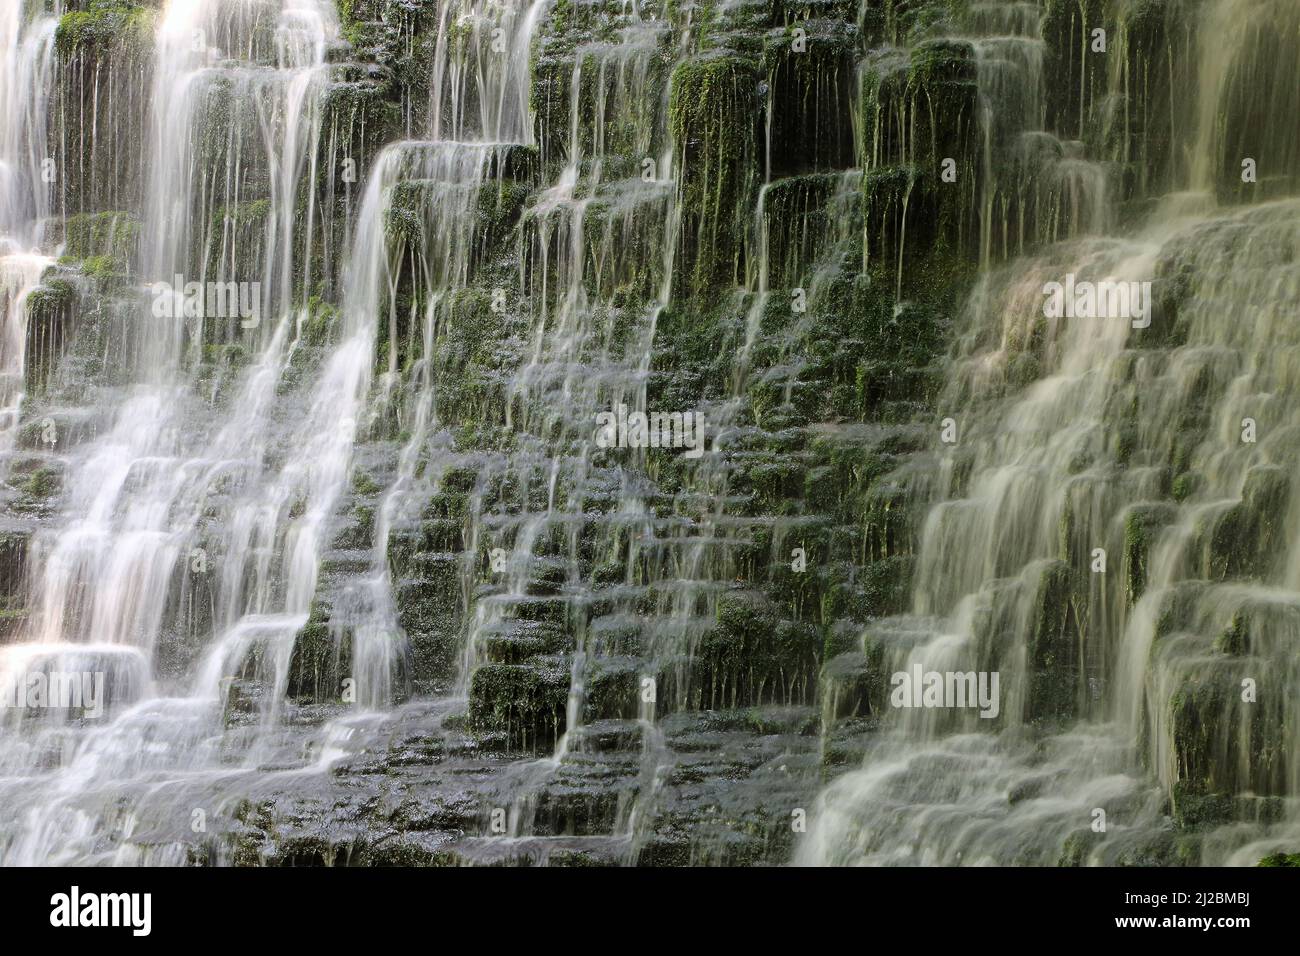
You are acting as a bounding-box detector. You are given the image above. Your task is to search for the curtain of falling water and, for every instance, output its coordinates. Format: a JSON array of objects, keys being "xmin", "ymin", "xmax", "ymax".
[
  {"xmin": 0, "ymin": 2, "xmax": 56, "ymax": 452},
  {"xmin": 0, "ymin": 0, "xmax": 383, "ymax": 865},
  {"xmin": 343, "ymin": 0, "xmax": 550, "ymax": 712},
  {"xmin": 0, "ymin": 0, "xmax": 556, "ymax": 865},
  {"xmin": 443, "ymin": 1, "xmax": 695, "ymax": 860},
  {"xmin": 0, "ymin": 0, "xmax": 550, "ymax": 865}
]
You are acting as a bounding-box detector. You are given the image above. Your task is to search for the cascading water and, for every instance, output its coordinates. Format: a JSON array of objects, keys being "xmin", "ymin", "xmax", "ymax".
[
  {"xmin": 801, "ymin": 0, "xmax": 1300, "ymax": 866},
  {"xmin": 453, "ymin": 1, "xmax": 687, "ymax": 860},
  {"xmin": 0, "ymin": 0, "xmax": 382, "ymax": 865},
  {"xmin": 0, "ymin": 2, "xmax": 54, "ymax": 451}
]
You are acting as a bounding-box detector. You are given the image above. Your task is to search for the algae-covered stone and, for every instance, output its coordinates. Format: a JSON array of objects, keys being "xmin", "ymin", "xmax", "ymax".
[
  {"xmin": 468, "ymin": 659, "xmax": 571, "ymax": 752},
  {"xmin": 23, "ymin": 277, "xmax": 78, "ymax": 397},
  {"xmin": 53, "ymin": 3, "xmax": 155, "ymax": 215},
  {"xmin": 1025, "ymin": 560, "xmax": 1080, "ymax": 723},
  {"xmin": 1123, "ymin": 502, "xmax": 1176, "ymax": 604},
  {"xmin": 762, "ymin": 20, "xmax": 857, "ymax": 177},
  {"xmin": 1206, "ymin": 466, "xmax": 1290, "ymax": 580},
  {"xmin": 1258, "ymin": 852, "xmax": 1300, "ymax": 866},
  {"xmin": 670, "ymin": 53, "xmax": 761, "ymax": 299}
]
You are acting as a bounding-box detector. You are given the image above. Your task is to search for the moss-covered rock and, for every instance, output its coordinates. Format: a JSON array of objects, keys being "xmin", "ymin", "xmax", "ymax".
[
  {"xmin": 670, "ymin": 53, "xmax": 761, "ymax": 299},
  {"xmin": 1025, "ymin": 560, "xmax": 1080, "ymax": 723},
  {"xmin": 468, "ymin": 659, "xmax": 570, "ymax": 752},
  {"xmin": 1206, "ymin": 466, "xmax": 1290, "ymax": 580},
  {"xmin": 287, "ymin": 602, "xmax": 352, "ymax": 701},
  {"xmin": 762, "ymin": 19, "xmax": 857, "ymax": 177},
  {"xmin": 1259, "ymin": 852, "xmax": 1300, "ymax": 866},
  {"xmin": 23, "ymin": 277, "xmax": 78, "ymax": 397},
  {"xmin": 1123, "ymin": 503, "xmax": 1176, "ymax": 604},
  {"xmin": 53, "ymin": 3, "xmax": 155, "ymax": 215}
]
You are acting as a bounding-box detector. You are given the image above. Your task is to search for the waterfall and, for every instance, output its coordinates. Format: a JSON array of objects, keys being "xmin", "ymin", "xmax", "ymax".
[
  {"xmin": 452, "ymin": 1, "xmax": 685, "ymax": 861},
  {"xmin": 0, "ymin": 2, "xmax": 55, "ymax": 452},
  {"xmin": 0, "ymin": 0, "xmax": 373, "ymax": 865},
  {"xmin": 0, "ymin": 0, "xmax": 1296, "ymax": 869},
  {"xmin": 801, "ymin": 0, "xmax": 1300, "ymax": 866}
]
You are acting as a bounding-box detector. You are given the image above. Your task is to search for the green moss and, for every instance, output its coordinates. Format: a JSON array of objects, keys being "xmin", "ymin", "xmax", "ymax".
[
  {"xmin": 1167, "ymin": 665, "xmax": 1285, "ymax": 812},
  {"xmin": 80, "ymin": 255, "xmax": 120, "ymax": 282},
  {"xmin": 321, "ymin": 80, "xmax": 401, "ymax": 170},
  {"xmin": 1206, "ymin": 466, "xmax": 1290, "ymax": 580},
  {"xmin": 394, "ymin": 555, "xmax": 463, "ymax": 687},
  {"xmin": 300, "ymin": 296, "xmax": 339, "ymax": 347},
  {"xmin": 208, "ymin": 200, "xmax": 272, "ymax": 280},
  {"xmin": 1026, "ymin": 560, "xmax": 1080, "ymax": 722},
  {"xmin": 758, "ymin": 172, "xmax": 843, "ymax": 286},
  {"xmin": 908, "ymin": 38, "xmax": 976, "ymax": 86},
  {"xmin": 22, "ymin": 467, "xmax": 61, "ymax": 500},
  {"xmin": 670, "ymin": 54, "xmax": 760, "ymax": 299},
  {"xmin": 581, "ymin": 659, "xmax": 640, "ymax": 721},
  {"xmin": 287, "ymin": 602, "xmax": 349, "ymax": 700},
  {"xmin": 1171, "ymin": 471, "xmax": 1200, "ymax": 502},
  {"xmin": 24, "ymin": 278, "xmax": 76, "ymax": 323},
  {"xmin": 61, "ymin": 211, "xmax": 139, "ymax": 261},
  {"xmin": 55, "ymin": 3, "xmax": 154, "ymax": 59},
  {"xmin": 477, "ymin": 180, "xmax": 529, "ymax": 241},
  {"xmin": 1057, "ymin": 828, "xmax": 1105, "ymax": 867},
  {"xmin": 351, "ymin": 469, "xmax": 381, "ymax": 495},
  {"xmin": 762, "ymin": 21, "xmax": 858, "ymax": 176},
  {"xmin": 1124, "ymin": 504, "xmax": 1175, "ymax": 605},
  {"xmin": 681, "ymin": 591, "xmax": 822, "ymax": 710}
]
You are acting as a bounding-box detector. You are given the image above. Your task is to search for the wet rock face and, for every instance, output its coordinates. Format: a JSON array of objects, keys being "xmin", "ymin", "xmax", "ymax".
[
  {"xmin": 212, "ymin": 0, "xmax": 981, "ymax": 866},
  {"xmin": 51, "ymin": 4, "xmax": 156, "ymax": 217}
]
